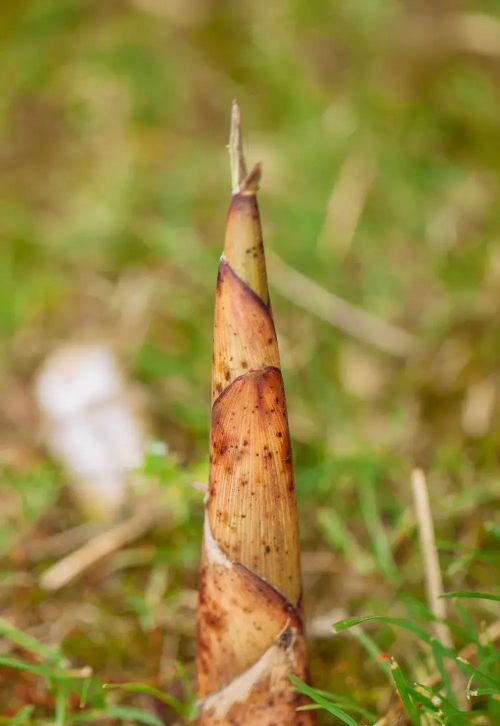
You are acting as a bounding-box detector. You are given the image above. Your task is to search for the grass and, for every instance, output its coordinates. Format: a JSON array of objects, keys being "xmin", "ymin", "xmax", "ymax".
[
  {"xmin": 1, "ymin": 0, "xmax": 500, "ymax": 723},
  {"xmin": 294, "ymin": 592, "xmax": 500, "ymax": 724},
  {"xmin": 3, "ymin": 591, "xmax": 499, "ymax": 724}
]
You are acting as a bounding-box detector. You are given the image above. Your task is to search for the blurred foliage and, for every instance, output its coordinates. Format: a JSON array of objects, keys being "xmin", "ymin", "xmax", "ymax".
[{"xmin": 1, "ymin": 0, "xmax": 500, "ymax": 723}]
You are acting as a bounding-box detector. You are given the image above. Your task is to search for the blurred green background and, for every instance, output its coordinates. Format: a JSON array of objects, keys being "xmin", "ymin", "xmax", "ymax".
[{"xmin": 2, "ymin": 0, "xmax": 500, "ymax": 723}]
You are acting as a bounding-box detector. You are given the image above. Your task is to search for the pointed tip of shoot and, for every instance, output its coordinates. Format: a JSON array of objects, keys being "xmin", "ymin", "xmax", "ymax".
[
  {"xmin": 229, "ymin": 99, "xmax": 248, "ymax": 193},
  {"xmin": 224, "ymin": 102, "xmax": 268, "ymax": 303},
  {"xmin": 228, "ymin": 100, "xmax": 261, "ymax": 195}
]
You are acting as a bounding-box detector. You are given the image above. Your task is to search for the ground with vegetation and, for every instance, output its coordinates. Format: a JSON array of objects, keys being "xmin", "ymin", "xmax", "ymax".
[{"xmin": 1, "ymin": 1, "xmax": 500, "ymax": 724}]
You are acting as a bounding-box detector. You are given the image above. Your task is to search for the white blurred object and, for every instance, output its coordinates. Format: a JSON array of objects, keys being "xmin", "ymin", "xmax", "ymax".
[{"xmin": 36, "ymin": 344, "xmax": 145, "ymax": 519}]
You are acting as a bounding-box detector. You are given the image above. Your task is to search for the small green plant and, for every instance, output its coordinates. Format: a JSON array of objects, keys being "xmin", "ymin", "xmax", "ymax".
[
  {"xmin": 0, "ymin": 618, "xmax": 168, "ymax": 726},
  {"xmin": 292, "ymin": 591, "xmax": 500, "ymax": 725},
  {"xmin": 103, "ymin": 664, "xmax": 197, "ymax": 721}
]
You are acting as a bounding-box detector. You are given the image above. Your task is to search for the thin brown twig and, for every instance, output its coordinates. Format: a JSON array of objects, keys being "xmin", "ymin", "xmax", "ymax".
[
  {"xmin": 22, "ymin": 522, "xmax": 104, "ymax": 562},
  {"xmin": 39, "ymin": 504, "xmax": 165, "ymax": 591}
]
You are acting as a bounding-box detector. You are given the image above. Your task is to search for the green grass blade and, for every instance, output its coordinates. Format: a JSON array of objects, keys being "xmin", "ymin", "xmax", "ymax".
[
  {"xmin": 103, "ymin": 682, "xmax": 189, "ymax": 717},
  {"xmin": 80, "ymin": 677, "xmax": 92, "ymax": 708},
  {"xmin": 430, "ymin": 639, "xmax": 457, "ymax": 709},
  {"xmin": 290, "ymin": 676, "xmax": 370, "ymax": 726},
  {"xmin": 67, "ymin": 707, "xmax": 166, "ymax": 725},
  {"xmin": 456, "ymin": 659, "xmax": 500, "ymax": 689},
  {"xmin": 295, "ymin": 688, "xmax": 378, "ymax": 721},
  {"xmin": 333, "ymin": 615, "xmax": 456, "ymax": 659},
  {"xmin": 0, "ymin": 655, "xmax": 56, "ymax": 682},
  {"xmin": 390, "ymin": 659, "xmax": 421, "ymax": 726},
  {"xmin": 414, "ymin": 682, "xmax": 461, "ymax": 711},
  {"xmin": 469, "ymin": 686, "xmax": 500, "ymax": 696},
  {"xmin": 55, "ymin": 686, "xmax": 68, "ymax": 726},
  {"xmin": 454, "ymin": 601, "xmax": 479, "ymax": 646},
  {"xmin": 0, "ymin": 617, "xmax": 62, "ymax": 664},
  {"xmin": 465, "ymin": 650, "xmax": 500, "ymax": 701},
  {"xmin": 441, "ymin": 592, "xmax": 500, "ymax": 602},
  {"xmin": 410, "ymin": 685, "xmax": 443, "ymax": 713},
  {"xmin": 358, "ymin": 469, "xmax": 398, "ymax": 582},
  {"xmin": 9, "ymin": 706, "xmax": 34, "ymax": 726},
  {"xmin": 318, "ymin": 508, "xmax": 374, "ymax": 574}
]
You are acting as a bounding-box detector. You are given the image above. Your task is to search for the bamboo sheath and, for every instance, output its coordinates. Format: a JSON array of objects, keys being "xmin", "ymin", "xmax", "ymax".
[{"xmin": 196, "ymin": 103, "xmax": 315, "ymax": 726}]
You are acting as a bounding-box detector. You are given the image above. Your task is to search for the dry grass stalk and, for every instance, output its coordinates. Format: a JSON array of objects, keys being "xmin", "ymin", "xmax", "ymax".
[
  {"xmin": 317, "ymin": 151, "xmax": 375, "ymax": 257},
  {"xmin": 411, "ymin": 468, "xmax": 469, "ymax": 711},
  {"xmin": 266, "ymin": 251, "xmax": 417, "ymax": 358},
  {"xmin": 196, "ymin": 102, "xmax": 315, "ymax": 725},
  {"xmin": 39, "ymin": 503, "xmax": 163, "ymax": 591},
  {"xmin": 411, "ymin": 468, "xmax": 452, "ymax": 648}
]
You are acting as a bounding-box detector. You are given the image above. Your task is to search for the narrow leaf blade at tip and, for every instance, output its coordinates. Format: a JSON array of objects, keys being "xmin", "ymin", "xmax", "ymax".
[
  {"xmin": 290, "ymin": 676, "xmax": 367, "ymax": 726},
  {"xmin": 440, "ymin": 591, "xmax": 500, "ymax": 602},
  {"xmin": 102, "ymin": 683, "xmax": 190, "ymax": 717},
  {"xmin": 390, "ymin": 659, "xmax": 421, "ymax": 726},
  {"xmin": 67, "ymin": 706, "xmax": 166, "ymax": 726}
]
